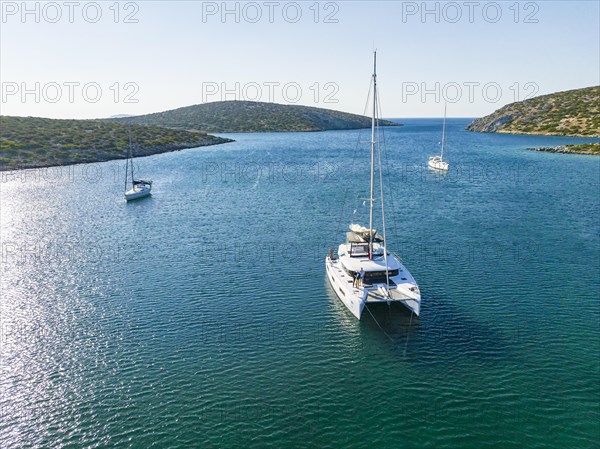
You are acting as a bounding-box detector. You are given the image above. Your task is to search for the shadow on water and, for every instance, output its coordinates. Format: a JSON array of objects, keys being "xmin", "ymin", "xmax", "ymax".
[
  {"xmin": 328, "ymin": 286, "xmax": 521, "ymax": 366},
  {"xmin": 359, "ymin": 301, "xmax": 420, "ymax": 354}
]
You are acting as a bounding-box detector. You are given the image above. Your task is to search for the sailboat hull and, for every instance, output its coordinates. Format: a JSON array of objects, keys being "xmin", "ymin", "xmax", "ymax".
[
  {"xmin": 125, "ymin": 186, "xmax": 152, "ymax": 201},
  {"xmin": 428, "ymin": 157, "xmax": 448, "ymax": 171}
]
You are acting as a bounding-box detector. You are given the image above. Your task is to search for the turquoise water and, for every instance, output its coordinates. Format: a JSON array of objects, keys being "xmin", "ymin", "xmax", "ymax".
[{"xmin": 1, "ymin": 119, "xmax": 598, "ymax": 448}]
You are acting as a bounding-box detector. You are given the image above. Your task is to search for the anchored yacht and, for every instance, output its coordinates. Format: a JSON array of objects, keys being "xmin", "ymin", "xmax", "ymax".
[
  {"xmin": 124, "ymin": 124, "xmax": 152, "ymax": 201},
  {"xmin": 325, "ymin": 52, "xmax": 421, "ymax": 319},
  {"xmin": 428, "ymin": 103, "xmax": 449, "ymax": 171}
]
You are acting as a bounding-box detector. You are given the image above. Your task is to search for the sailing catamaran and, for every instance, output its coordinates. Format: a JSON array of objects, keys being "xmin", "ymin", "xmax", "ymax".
[
  {"xmin": 124, "ymin": 125, "xmax": 152, "ymax": 201},
  {"xmin": 325, "ymin": 52, "xmax": 421, "ymax": 320},
  {"xmin": 428, "ymin": 103, "xmax": 449, "ymax": 171}
]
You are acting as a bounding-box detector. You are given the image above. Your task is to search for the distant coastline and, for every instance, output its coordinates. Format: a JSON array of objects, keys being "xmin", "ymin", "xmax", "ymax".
[{"xmin": 1, "ymin": 101, "xmax": 404, "ymax": 171}]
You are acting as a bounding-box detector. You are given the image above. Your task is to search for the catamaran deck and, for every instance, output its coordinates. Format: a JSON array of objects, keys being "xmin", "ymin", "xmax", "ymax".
[{"xmin": 365, "ymin": 287, "xmax": 413, "ymax": 303}]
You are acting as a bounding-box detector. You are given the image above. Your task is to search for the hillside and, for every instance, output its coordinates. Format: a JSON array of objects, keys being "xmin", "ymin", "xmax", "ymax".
[
  {"xmin": 466, "ymin": 86, "xmax": 599, "ymax": 137},
  {"xmin": 0, "ymin": 116, "xmax": 233, "ymax": 170},
  {"xmin": 108, "ymin": 101, "xmax": 399, "ymax": 133}
]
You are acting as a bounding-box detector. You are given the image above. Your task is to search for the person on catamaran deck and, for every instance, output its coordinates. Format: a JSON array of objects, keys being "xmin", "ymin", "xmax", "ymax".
[
  {"xmin": 359, "ymin": 268, "xmax": 365, "ymax": 286},
  {"xmin": 353, "ymin": 271, "xmax": 359, "ymax": 288}
]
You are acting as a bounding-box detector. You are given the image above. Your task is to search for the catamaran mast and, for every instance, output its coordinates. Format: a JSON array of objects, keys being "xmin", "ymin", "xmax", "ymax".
[{"xmin": 369, "ymin": 51, "xmax": 377, "ymax": 259}]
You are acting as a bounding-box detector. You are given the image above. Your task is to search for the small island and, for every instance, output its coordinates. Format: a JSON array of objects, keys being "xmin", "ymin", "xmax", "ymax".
[
  {"xmin": 527, "ymin": 142, "xmax": 600, "ymax": 156},
  {"xmin": 0, "ymin": 116, "xmax": 233, "ymax": 171},
  {"xmin": 107, "ymin": 100, "xmax": 400, "ymax": 133}
]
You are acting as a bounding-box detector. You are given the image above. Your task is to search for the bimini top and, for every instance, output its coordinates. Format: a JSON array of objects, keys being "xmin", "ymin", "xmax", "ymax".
[
  {"xmin": 133, "ymin": 179, "xmax": 153, "ymax": 186},
  {"xmin": 347, "ymin": 223, "xmax": 383, "ymax": 244},
  {"xmin": 340, "ymin": 247, "xmax": 402, "ymax": 272}
]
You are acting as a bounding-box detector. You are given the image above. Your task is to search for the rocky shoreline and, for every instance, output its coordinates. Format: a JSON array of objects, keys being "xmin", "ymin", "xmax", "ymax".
[{"xmin": 526, "ymin": 145, "xmax": 599, "ymax": 156}]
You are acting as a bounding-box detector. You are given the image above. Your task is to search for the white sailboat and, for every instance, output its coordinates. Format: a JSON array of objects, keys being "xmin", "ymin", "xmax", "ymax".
[
  {"xmin": 428, "ymin": 103, "xmax": 449, "ymax": 171},
  {"xmin": 325, "ymin": 52, "xmax": 421, "ymax": 319},
  {"xmin": 124, "ymin": 125, "xmax": 152, "ymax": 201}
]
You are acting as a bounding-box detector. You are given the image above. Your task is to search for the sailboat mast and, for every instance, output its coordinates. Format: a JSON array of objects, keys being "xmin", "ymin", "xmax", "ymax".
[
  {"xmin": 128, "ymin": 123, "xmax": 135, "ymax": 186},
  {"xmin": 441, "ymin": 102, "xmax": 446, "ymax": 161},
  {"xmin": 124, "ymin": 125, "xmax": 130, "ymax": 191},
  {"xmin": 124, "ymin": 158, "xmax": 128, "ymax": 191},
  {"xmin": 369, "ymin": 51, "xmax": 377, "ymax": 259}
]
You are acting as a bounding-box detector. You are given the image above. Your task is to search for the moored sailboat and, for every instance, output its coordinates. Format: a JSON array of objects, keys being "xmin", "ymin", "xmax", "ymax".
[
  {"xmin": 124, "ymin": 125, "xmax": 152, "ymax": 201},
  {"xmin": 428, "ymin": 103, "xmax": 449, "ymax": 171}
]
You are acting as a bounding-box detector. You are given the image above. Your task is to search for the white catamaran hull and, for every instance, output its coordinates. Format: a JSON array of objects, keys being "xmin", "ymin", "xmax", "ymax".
[
  {"xmin": 326, "ymin": 257, "xmax": 365, "ymax": 319},
  {"xmin": 326, "ymin": 256, "xmax": 420, "ymax": 319}
]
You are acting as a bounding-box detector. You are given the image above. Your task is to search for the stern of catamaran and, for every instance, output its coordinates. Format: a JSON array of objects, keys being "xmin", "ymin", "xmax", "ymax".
[{"xmin": 362, "ymin": 282, "xmax": 420, "ymax": 316}]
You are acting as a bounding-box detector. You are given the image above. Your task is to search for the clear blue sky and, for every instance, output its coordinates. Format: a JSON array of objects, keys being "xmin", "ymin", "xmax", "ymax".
[{"xmin": 1, "ymin": 1, "xmax": 598, "ymax": 119}]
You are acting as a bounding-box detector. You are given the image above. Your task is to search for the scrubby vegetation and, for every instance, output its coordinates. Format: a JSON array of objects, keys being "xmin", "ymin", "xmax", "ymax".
[
  {"xmin": 565, "ymin": 143, "xmax": 600, "ymax": 153},
  {"xmin": 0, "ymin": 116, "xmax": 232, "ymax": 170},
  {"xmin": 467, "ymin": 86, "xmax": 599, "ymax": 137}
]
